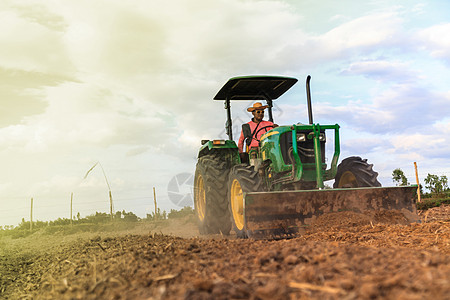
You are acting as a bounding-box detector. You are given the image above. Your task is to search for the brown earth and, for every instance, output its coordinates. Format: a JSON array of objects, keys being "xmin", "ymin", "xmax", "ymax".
[{"xmin": 1, "ymin": 205, "xmax": 449, "ymax": 300}]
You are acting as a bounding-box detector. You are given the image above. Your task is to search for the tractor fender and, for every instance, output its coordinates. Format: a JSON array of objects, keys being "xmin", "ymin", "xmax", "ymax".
[{"xmin": 197, "ymin": 140, "xmax": 241, "ymax": 166}]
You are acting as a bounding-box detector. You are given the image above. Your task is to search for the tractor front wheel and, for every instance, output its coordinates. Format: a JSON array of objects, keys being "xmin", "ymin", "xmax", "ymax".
[
  {"xmin": 333, "ymin": 156, "xmax": 381, "ymax": 188},
  {"xmin": 228, "ymin": 164, "xmax": 263, "ymax": 238},
  {"xmin": 194, "ymin": 151, "xmax": 231, "ymax": 235}
]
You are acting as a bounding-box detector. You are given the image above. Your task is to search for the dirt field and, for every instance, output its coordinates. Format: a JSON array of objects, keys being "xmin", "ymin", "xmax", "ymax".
[{"xmin": 1, "ymin": 206, "xmax": 449, "ymax": 300}]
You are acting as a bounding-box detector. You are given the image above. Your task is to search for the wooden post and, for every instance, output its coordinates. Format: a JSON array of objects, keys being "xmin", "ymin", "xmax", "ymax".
[
  {"xmin": 30, "ymin": 197, "xmax": 33, "ymax": 231},
  {"xmin": 153, "ymin": 187, "xmax": 157, "ymax": 220},
  {"xmin": 70, "ymin": 192, "xmax": 73, "ymax": 226},
  {"xmin": 109, "ymin": 190, "xmax": 113, "ymax": 221},
  {"xmin": 414, "ymin": 162, "xmax": 421, "ymax": 203}
]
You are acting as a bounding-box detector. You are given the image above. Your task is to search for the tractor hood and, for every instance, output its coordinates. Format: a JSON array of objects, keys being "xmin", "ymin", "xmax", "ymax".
[{"xmin": 214, "ymin": 75, "xmax": 298, "ymax": 101}]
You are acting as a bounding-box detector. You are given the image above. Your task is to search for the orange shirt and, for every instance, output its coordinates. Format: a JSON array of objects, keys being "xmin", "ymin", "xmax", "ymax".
[{"xmin": 238, "ymin": 120, "xmax": 274, "ymax": 153}]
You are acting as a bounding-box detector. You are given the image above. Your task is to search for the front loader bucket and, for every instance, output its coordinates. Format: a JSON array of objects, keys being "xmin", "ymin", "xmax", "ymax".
[{"xmin": 244, "ymin": 186, "xmax": 419, "ymax": 239}]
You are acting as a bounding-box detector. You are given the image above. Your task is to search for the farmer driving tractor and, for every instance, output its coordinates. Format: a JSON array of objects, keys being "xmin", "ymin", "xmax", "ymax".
[{"xmin": 238, "ymin": 102, "xmax": 277, "ymax": 153}]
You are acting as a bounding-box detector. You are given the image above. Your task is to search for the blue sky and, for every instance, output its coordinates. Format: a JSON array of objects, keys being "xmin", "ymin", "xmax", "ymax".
[{"xmin": 0, "ymin": 0, "xmax": 449, "ymax": 226}]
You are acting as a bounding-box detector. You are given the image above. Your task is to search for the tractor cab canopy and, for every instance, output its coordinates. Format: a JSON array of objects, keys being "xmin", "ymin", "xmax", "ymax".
[
  {"xmin": 214, "ymin": 75, "xmax": 298, "ymax": 101},
  {"xmin": 214, "ymin": 75, "xmax": 298, "ymax": 141}
]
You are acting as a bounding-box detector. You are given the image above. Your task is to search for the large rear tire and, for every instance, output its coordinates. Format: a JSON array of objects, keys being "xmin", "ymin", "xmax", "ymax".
[
  {"xmin": 333, "ymin": 156, "xmax": 381, "ymax": 188},
  {"xmin": 228, "ymin": 164, "xmax": 264, "ymax": 238},
  {"xmin": 194, "ymin": 151, "xmax": 231, "ymax": 235}
]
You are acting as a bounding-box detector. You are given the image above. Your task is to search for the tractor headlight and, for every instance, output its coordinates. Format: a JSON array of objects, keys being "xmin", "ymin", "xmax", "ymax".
[
  {"xmin": 297, "ymin": 133, "xmax": 306, "ymax": 142},
  {"xmin": 319, "ymin": 133, "xmax": 326, "ymax": 142}
]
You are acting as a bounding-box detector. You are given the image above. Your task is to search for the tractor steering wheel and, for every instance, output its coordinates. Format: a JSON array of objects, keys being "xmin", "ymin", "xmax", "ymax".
[
  {"xmin": 245, "ymin": 125, "xmax": 276, "ymax": 152},
  {"xmin": 254, "ymin": 125, "xmax": 275, "ymax": 139}
]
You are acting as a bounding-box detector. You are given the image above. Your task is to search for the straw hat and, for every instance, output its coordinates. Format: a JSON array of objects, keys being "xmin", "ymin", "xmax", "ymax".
[{"xmin": 247, "ymin": 102, "xmax": 268, "ymax": 112}]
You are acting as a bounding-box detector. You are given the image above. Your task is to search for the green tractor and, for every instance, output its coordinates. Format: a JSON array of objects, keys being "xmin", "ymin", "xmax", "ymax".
[{"xmin": 194, "ymin": 75, "xmax": 418, "ymax": 239}]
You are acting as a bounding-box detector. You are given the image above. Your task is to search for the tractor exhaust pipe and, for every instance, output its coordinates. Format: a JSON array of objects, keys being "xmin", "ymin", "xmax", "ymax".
[{"xmin": 306, "ymin": 75, "xmax": 313, "ymax": 124}]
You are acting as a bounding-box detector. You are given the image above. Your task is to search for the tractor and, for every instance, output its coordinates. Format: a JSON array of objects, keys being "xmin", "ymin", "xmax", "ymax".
[{"xmin": 194, "ymin": 75, "xmax": 418, "ymax": 239}]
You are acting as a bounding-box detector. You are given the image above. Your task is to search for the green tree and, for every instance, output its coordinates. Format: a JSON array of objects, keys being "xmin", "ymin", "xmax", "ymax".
[
  {"xmin": 392, "ymin": 168, "xmax": 409, "ymax": 186},
  {"xmin": 424, "ymin": 173, "xmax": 448, "ymax": 195}
]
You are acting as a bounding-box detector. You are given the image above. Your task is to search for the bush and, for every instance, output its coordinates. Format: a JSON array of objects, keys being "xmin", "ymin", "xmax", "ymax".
[
  {"xmin": 16, "ymin": 219, "xmax": 48, "ymax": 231},
  {"xmin": 49, "ymin": 218, "xmax": 72, "ymax": 226},
  {"xmin": 122, "ymin": 211, "xmax": 139, "ymax": 222},
  {"xmin": 145, "ymin": 208, "xmax": 167, "ymax": 221},
  {"xmin": 416, "ymin": 198, "xmax": 450, "ymax": 210},
  {"xmin": 84, "ymin": 212, "xmax": 111, "ymax": 224},
  {"xmin": 168, "ymin": 206, "xmax": 194, "ymax": 219}
]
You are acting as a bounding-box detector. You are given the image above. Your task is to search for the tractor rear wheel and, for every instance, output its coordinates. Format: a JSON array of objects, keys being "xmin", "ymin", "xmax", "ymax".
[
  {"xmin": 228, "ymin": 164, "xmax": 263, "ymax": 238},
  {"xmin": 333, "ymin": 156, "xmax": 381, "ymax": 188},
  {"xmin": 194, "ymin": 151, "xmax": 231, "ymax": 235}
]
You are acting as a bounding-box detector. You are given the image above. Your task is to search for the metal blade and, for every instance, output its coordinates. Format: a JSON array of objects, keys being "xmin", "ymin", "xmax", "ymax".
[{"xmin": 244, "ymin": 186, "xmax": 418, "ymax": 239}]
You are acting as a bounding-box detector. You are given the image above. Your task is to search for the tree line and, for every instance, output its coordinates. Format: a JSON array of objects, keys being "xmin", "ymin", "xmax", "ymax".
[
  {"xmin": 392, "ymin": 168, "xmax": 449, "ymax": 196},
  {"xmin": 0, "ymin": 206, "xmax": 194, "ymax": 233},
  {"xmin": 392, "ymin": 168, "xmax": 449, "ymax": 210}
]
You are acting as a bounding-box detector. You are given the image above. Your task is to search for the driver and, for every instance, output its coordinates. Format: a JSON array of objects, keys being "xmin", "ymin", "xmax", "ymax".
[{"xmin": 238, "ymin": 102, "xmax": 275, "ymax": 153}]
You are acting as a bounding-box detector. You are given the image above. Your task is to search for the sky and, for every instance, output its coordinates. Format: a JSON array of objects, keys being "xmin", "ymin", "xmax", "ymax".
[{"xmin": 1, "ymin": 0, "xmax": 450, "ymax": 227}]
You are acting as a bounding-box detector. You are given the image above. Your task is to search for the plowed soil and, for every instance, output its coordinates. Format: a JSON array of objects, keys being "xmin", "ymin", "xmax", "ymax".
[{"xmin": 1, "ymin": 206, "xmax": 449, "ymax": 300}]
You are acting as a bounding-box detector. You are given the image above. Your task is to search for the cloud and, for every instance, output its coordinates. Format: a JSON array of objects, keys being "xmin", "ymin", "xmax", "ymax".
[
  {"xmin": 0, "ymin": 5, "xmax": 76, "ymax": 128},
  {"xmin": 61, "ymin": 3, "xmax": 168, "ymax": 79},
  {"xmin": 418, "ymin": 23, "xmax": 450, "ymax": 63},
  {"xmin": 0, "ymin": 9, "xmax": 73, "ymax": 74},
  {"xmin": 340, "ymin": 136, "xmax": 391, "ymax": 157},
  {"xmin": 276, "ymin": 10, "xmax": 405, "ymax": 70},
  {"xmin": 389, "ymin": 121, "xmax": 450, "ymax": 160},
  {"xmin": 340, "ymin": 60, "xmax": 417, "ymax": 83},
  {"xmin": 0, "ymin": 67, "xmax": 78, "ymax": 127},
  {"xmin": 321, "ymin": 12, "xmax": 403, "ymax": 51},
  {"xmin": 1, "ymin": 84, "xmax": 182, "ymax": 153},
  {"xmin": 7, "ymin": 1, "xmax": 68, "ymax": 31},
  {"xmin": 315, "ymin": 83, "xmax": 450, "ymax": 134},
  {"xmin": 161, "ymin": 0, "xmax": 303, "ymax": 75}
]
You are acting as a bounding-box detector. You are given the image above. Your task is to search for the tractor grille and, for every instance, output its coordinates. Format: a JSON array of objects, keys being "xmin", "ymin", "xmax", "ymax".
[{"xmin": 280, "ymin": 130, "xmax": 326, "ymax": 165}]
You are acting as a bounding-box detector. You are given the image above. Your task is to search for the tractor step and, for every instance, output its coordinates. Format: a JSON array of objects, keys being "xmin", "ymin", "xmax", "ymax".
[{"xmin": 244, "ymin": 186, "xmax": 419, "ymax": 239}]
